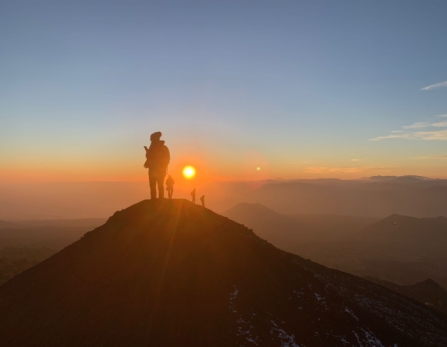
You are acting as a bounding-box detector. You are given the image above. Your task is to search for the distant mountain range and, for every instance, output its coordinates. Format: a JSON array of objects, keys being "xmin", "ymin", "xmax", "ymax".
[
  {"xmin": 1, "ymin": 199, "xmax": 446, "ymax": 346},
  {"xmin": 246, "ymin": 178, "xmax": 447, "ymax": 217},
  {"xmin": 225, "ymin": 203, "xmax": 447, "ymax": 289},
  {"xmin": 366, "ymin": 175, "xmax": 437, "ymax": 182}
]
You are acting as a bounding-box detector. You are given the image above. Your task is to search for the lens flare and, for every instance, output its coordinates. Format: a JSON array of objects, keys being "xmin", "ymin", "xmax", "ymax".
[{"xmin": 183, "ymin": 166, "xmax": 196, "ymax": 179}]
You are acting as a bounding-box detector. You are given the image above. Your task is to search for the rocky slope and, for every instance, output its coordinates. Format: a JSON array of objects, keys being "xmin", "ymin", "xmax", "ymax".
[{"xmin": 0, "ymin": 199, "xmax": 446, "ymax": 346}]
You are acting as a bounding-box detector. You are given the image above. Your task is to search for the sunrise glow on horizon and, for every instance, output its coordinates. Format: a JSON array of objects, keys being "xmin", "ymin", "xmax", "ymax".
[
  {"xmin": 182, "ymin": 166, "xmax": 196, "ymax": 180},
  {"xmin": 2, "ymin": 2, "xmax": 447, "ymax": 184}
]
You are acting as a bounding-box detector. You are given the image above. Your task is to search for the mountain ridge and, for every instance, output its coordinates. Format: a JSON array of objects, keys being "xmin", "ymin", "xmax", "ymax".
[{"xmin": 1, "ymin": 199, "xmax": 446, "ymax": 346}]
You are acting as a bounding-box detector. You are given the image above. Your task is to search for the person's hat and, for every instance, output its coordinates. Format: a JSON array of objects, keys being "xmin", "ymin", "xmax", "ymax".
[{"xmin": 150, "ymin": 132, "xmax": 162, "ymax": 141}]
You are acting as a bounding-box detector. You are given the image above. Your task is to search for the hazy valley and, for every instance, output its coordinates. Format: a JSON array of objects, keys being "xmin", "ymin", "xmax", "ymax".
[{"xmin": 0, "ymin": 218, "xmax": 106, "ymax": 286}]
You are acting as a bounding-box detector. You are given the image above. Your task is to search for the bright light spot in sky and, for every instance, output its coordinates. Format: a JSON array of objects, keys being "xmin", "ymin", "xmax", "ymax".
[
  {"xmin": 183, "ymin": 166, "xmax": 196, "ymax": 179},
  {"xmin": 256, "ymin": 167, "xmax": 261, "ymax": 171}
]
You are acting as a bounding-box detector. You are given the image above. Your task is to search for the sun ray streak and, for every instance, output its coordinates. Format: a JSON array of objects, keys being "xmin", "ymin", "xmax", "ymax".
[{"xmin": 148, "ymin": 201, "xmax": 183, "ymax": 331}]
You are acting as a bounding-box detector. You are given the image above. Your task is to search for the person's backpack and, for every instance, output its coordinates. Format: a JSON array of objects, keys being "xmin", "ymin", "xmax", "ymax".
[
  {"xmin": 144, "ymin": 142, "xmax": 170, "ymax": 170},
  {"xmin": 160, "ymin": 145, "xmax": 170, "ymax": 168}
]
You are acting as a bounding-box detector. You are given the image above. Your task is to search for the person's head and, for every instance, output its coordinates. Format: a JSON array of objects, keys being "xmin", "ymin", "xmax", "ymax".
[{"xmin": 150, "ymin": 131, "xmax": 162, "ymax": 142}]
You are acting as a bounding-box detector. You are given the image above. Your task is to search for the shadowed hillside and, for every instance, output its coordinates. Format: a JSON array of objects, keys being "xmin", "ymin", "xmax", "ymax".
[
  {"xmin": 0, "ymin": 200, "xmax": 446, "ymax": 346},
  {"xmin": 225, "ymin": 203, "xmax": 447, "ymax": 289},
  {"xmin": 356, "ymin": 214, "xmax": 447, "ymax": 254},
  {"xmin": 365, "ymin": 277, "xmax": 447, "ymax": 316},
  {"xmin": 225, "ymin": 203, "xmax": 377, "ymax": 246},
  {"xmin": 223, "ymin": 203, "xmax": 315, "ymax": 250},
  {"xmin": 287, "ymin": 214, "xmax": 380, "ymax": 239}
]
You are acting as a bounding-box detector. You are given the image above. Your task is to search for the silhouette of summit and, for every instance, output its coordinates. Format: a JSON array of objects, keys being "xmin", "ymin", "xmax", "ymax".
[{"xmin": 0, "ymin": 200, "xmax": 446, "ymax": 346}]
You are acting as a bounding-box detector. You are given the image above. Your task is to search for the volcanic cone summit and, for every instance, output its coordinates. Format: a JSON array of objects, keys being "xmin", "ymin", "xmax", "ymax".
[{"xmin": 0, "ymin": 199, "xmax": 446, "ymax": 346}]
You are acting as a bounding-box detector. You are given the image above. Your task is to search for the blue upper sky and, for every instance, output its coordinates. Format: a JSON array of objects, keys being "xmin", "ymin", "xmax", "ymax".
[{"xmin": 1, "ymin": 1, "xmax": 447, "ymax": 181}]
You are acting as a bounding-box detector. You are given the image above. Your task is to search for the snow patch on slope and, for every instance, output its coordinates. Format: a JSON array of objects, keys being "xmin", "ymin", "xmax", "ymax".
[
  {"xmin": 270, "ymin": 320, "xmax": 301, "ymax": 347},
  {"xmin": 229, "ymin": 286, "xmax": 260, "ymax": 346}
]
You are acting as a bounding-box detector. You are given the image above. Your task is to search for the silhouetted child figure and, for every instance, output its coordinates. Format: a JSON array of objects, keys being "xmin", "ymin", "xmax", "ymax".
[
  {"xmin": 166, "ymin": 175, "xmax": 174, "ymax": 199},
  {"xmin": 200, "ymin": 195, "xmax": 205, "ymax": 207},
  {"xmin": 191, "ymin": 188, "xmax": 196, "ymax": 204}
]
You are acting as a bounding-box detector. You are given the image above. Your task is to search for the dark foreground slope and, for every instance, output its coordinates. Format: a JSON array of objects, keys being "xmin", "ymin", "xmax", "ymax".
[{"xmin": 0, "ymin": 200, "xmax": 446, "ymax": 347}]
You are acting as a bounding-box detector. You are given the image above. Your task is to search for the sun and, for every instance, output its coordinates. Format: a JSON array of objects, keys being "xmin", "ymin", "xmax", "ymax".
[{"xmin": 182, "ymin": 166, "xmax": 196, "ymax": 179}]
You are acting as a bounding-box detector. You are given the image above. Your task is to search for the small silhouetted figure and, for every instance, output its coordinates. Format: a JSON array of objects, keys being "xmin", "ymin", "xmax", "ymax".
[
  {"xmin": 144, "ymin": 132, "xmax": 170, "ymax": 199},
  {"xmin": 166, "ymin": 175, "xmax": 174, "ymax": 199},
  {"xmin": 191, "ymin": 188, "xmax": 196, "ymax": 204},
  {"xmin": 200, "ymin": 195, "xmax": 205, "ymax": 207}
]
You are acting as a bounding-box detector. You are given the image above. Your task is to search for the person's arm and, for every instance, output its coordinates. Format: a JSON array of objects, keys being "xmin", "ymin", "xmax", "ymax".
[{"xmin": 143, "ymin": 146, "xmax": 149, "ymax": 168}]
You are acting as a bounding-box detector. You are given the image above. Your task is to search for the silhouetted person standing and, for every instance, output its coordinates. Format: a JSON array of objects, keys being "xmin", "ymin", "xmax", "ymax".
[
  {"xmin": 144, "ymin": 132, "xmax": 170, "ymax": 199},
  {"xmin": 166, "ymin": 175, "xmax": 174, "ymax": 199},
  {"xmin": 191, "ymin": 188, "xmax": 196, "ymax": 204},
  {"xmin": 200, "ymin": 195, "xmax": 205, "ymax": 207}
]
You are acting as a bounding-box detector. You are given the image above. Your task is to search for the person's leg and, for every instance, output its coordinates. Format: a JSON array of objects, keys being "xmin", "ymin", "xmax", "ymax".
[
  {"xmin": 170, "ymin": 187, "xmax": 174, "ymax": 198},
  {"xmin": 149, "ymin": 175, "xmax": 156, "ymax": 199},
  {"xmin": 157, "ymin": 176, "xmax": 164, "ymax": 198}
]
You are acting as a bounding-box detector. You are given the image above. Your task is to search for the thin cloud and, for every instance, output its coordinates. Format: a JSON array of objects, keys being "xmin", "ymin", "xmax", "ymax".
[
  {"xmin": 416, "ymin": 155, "xmax": 447, "ymax": 160},
  {"xmin": 372, "ymin": 130, "xmax": 447, "ymax": 141},
  {"xmin": 432, "ymin": 121, "xmax": 447, "ymax": 127},
  {"xmin": 305, "ymin": 166, "xmax": 389, "ymax": 174},
  {"xmin": 351, "ymin": 159, "xmax": 360, "ymax": 162},
  {"xmin": 421, "ymin": 81, "xmax": 447, "ymax": 91},
  {"xmin": 305, "ymin": 167, "xmax": 361, "ymax": 174},
  {"xmin": 372, "ymin": 115, "xmax": 447, "ymax": 141},
  {"xmin": 403, "ymin": 122, "xmax": 431, "ymax": 129},
  {"xmin": 415, "ymin": 130, "xmax": 447, "ymax": 140},
  {"xmin": 370, "ymin": 133, "xmax": 415, "ymax": 141}
]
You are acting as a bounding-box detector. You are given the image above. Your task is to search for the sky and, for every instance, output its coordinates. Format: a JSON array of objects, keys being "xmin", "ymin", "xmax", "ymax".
[{"xmin": 1, "ymin": 0, "xmax": 447, "ymax": 184}]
